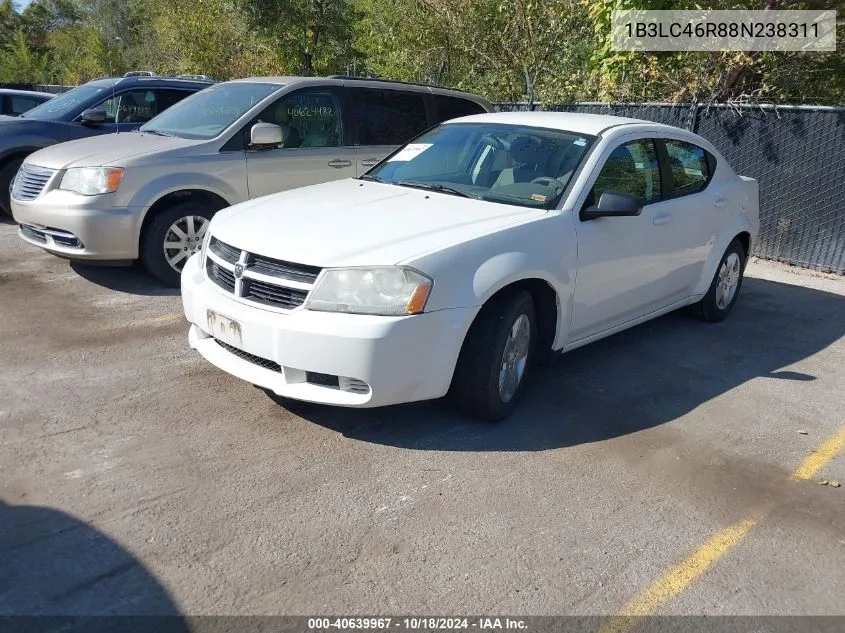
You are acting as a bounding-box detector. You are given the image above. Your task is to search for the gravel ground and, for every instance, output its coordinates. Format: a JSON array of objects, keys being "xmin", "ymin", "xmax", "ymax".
[{"xmin": 1, "ymin": 217, "xmax": 844, "ymax": 618}]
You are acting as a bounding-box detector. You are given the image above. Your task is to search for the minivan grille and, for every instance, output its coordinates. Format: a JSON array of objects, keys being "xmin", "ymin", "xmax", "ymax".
[
  {"xmin": 205, "ymin": 236, "xmax": 320, "ymax": 311},
  {"xmin": 11, "ymin": 164, "xmax": 56, "ymax": 201}
]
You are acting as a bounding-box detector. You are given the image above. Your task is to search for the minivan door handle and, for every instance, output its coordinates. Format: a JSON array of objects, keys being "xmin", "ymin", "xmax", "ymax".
[
  {"xmin": 360, "ymin": 158, "xmax": 379, "ymax": 167},
  {"xmin": 653, "ymin": 214, "xmax": 673, "ymax": 226},
  {"xmin": 714, "ymin": 196, "xmax": 727, "ymax": 208},
  {"xmin": 328, "ymin": 159, "xmax": 352, "ymax": 168}
]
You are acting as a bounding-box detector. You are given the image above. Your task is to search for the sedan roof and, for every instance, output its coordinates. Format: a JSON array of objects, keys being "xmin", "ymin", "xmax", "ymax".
[{"xmin": 446, "ymin": 111, "xmax": 662, "ymax": 136}]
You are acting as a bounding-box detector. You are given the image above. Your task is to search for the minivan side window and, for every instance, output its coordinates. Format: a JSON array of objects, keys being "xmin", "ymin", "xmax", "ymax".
[
  {"xmin": 433, "ymin": 95, "xmax": 486, "ymax": 123},
  {"xmin": 586, "ymin": 139, "xmax": 661, "ymax": 208},
  {"xmin": 664, "ymin": 139, "xmax": 711, "ymax": 196},
  {"xmin": 352, "ymin": 88, "xmax": 428, "ymax": 146},
  {"xmin": 255, "ymin": 91, "xmax": 343, "ymax": 149},
  {"xmin": 96, "ymin": 90, "xmax": 159, "ymax": 124}
]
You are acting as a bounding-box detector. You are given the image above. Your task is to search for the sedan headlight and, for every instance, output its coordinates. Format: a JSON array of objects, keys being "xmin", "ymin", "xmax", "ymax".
[
  {"xmin": 59, "ymin": 167, "xmax": 124, "ymax": 196},
  {"xmin": 305, "ymin": 266, "xmax": 432, "ymax": 316}
]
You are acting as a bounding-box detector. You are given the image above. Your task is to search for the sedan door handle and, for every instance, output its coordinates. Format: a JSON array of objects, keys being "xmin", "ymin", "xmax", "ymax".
[
  {"xmin": 653, "ymin": 214, "xmax": 673, "ymax": 226},
  {"xmin": 360, "ymin": 158, "xmax": 379, "ymax": 167},
  {"xmin": 714, "ymin": 197, "xmax": 727, "ymax": 208},
  {"xmin": 328, "ymin": 159, "xmax": 352, "ymax": 168}
]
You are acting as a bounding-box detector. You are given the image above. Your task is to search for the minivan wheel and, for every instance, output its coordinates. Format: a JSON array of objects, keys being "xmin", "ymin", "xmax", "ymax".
[
  {"xmin": 449, "ymin": 290, "xmax": 537, "ymax": 422},
  {"xmin": 689, "ymin": 239, "xmax": 747, "ymax": 322},
  {"xmin": 142, "ymin": 202, "xmax": 214, "ymax": 286},
  {"xmin": 0, "ymin": 159, "xmax": 23, "ymax": 216}
]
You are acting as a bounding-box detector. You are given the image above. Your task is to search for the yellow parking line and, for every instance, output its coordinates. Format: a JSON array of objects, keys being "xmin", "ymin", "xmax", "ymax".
[
  {"xmin": 600, "ymin": 426, "xmax": 845, "ymax": 631},
  {"xmin": 600, "ymin": 515, "xmax": 761, "ymax": 633},
  {"xmin": 792, "ymin": 426, "xmax": 845, "ymax": 481}
]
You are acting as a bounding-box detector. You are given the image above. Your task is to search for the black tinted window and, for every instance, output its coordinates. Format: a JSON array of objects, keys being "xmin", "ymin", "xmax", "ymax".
[
  {"xmin": 154, "ymin": 89, "xmax": 193, "ymax": 113},
  {"xmin": 433, "ymin": 95, "xmax": 485, "ymax": 123},
  {"xmin": 353, "ymin": 88, "xmax": 428, "ymax": 146}
]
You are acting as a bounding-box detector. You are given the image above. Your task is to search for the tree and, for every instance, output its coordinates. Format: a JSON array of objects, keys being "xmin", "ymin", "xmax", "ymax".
[{"xmin": 238, "ymin": 0, "xmax": 361, "ymax": 75}]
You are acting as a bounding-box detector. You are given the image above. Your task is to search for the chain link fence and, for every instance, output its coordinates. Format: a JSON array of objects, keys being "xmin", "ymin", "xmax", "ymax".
[{"xmin": 495, "ymin": 101, "xmax": 845, "ymax": 274}]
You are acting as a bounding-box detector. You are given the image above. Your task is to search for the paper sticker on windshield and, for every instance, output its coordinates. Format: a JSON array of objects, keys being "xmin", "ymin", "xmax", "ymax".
[
  {"xmin": 388, "ymin": 143, "xmax": 433, "ymax": 162},
  {"xmin": 531, "ymin": 193, "xmax": 547, "ymax": 202},
  {"xmin": 573, "ymin": 138, "xmax": 587, "ymax": 146}
]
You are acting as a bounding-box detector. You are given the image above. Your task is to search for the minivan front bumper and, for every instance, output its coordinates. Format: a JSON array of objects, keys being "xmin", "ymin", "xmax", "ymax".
[
  {"xmin": 12, "ymin": 189, "xmax": 142, "ymax": 261},
  {"xmin": 181, "ymin": 253, "xmax": 478, "ymax": 408}
]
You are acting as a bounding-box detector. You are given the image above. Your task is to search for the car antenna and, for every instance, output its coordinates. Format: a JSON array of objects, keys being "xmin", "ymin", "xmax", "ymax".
[{"xmin": 108, "ymin": 36, "xmax": 120, "ymax": 134}]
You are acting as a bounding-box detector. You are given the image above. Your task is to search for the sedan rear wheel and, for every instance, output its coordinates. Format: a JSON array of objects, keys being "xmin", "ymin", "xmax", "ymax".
[{"xmin": 689, "ymin": 239, "xmax": 747, "ymax": 322}]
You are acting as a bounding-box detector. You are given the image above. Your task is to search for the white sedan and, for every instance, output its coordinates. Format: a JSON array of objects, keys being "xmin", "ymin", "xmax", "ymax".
[{"xmin": 181, "ymin": 112, "xmax": 759, "ymax": 420}]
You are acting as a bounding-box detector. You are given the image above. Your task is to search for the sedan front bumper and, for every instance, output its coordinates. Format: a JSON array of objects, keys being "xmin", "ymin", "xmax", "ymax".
[{"xmin": 181, "ymin": 254, "xmax": 478, "ymax": 408}]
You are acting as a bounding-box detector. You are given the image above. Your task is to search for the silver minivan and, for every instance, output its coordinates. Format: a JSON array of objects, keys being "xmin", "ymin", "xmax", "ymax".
[{"xmin": 11, "ymin": 76, "xmax": 491, "ymax": 285}]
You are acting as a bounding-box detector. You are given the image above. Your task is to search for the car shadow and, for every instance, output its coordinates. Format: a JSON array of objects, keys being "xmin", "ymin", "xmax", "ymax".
[
  {"xmin": 70, "ymin": 262, "xmax": 179, "ymax": 297},
  {"xmin": 0, "ymin": 501, "xmax": 188, "ymax": 630},
  {"xmin": 273, "ymin": 277, "xmax": 844, "ymax": 451},
  {"xmin": 0, "ymin": 214, "xmax": 16, "ymax": 225}
]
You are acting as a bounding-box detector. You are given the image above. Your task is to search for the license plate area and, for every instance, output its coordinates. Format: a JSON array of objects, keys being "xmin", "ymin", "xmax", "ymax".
[{"xmin": 206, "ymin": 309, "xmax": 243, "ymax": 348}]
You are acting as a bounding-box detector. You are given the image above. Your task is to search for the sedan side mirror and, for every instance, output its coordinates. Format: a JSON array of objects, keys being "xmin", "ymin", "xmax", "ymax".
[
  {"xmin": 581, "ymin": 191, "xmax": 642, "ymax": 221},
  {"xmin": 80, "ymin": 109, "xmax": 107, "ymax": 125},
  {"xmin": 249, "ymin": 122, "xmax": 283, "ymax": 149}
]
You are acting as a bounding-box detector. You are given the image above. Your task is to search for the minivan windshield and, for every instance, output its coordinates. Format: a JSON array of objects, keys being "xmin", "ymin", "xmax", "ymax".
[
  {"xmin": 364, "ymin": 123, "xmax": 594, "ymax": 209},
  {"xmin": 140, "ymin": 82, "xmax": 280, "ymax": 140},
  {"xmin": 21, "ymin": 83, "xmax": 112, "ymax": 121}
]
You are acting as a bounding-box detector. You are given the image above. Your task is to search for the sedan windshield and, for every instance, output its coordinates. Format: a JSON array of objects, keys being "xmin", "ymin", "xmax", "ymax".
[
  {"xmin": 365, "ymin": 123, "xmax": 594, "ymax": 209},
  {"xmin": 21, "ymin": 84, "xmax": 112, "ymax": 120},
  {"xmin": 140, "ymin": 82, "xmax": 280, "ymax": 140}
]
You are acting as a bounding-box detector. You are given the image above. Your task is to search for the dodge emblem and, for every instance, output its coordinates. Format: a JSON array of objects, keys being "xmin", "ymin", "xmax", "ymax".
[{"xmin": 234, "ymin": 263, "xmax": 244, "ymax": 279}]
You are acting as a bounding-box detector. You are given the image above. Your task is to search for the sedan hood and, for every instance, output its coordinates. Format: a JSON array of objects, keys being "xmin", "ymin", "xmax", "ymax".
[
  {"xmin": 24, "ymin": 132, "xmax": 199, "ymax": 169},
  {"xmin": 210, "ymin": 179, "xmax": 546, "ymax": 268}
]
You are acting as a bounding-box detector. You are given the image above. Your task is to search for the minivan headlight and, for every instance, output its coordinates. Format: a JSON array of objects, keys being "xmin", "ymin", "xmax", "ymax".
[
  {"xmin": 305, "ymin": 267, "xmax": 432, "ymax": 316},
  {"xmin": 59, "ymin": 167, "xmax": 124, "ymax": 195}
]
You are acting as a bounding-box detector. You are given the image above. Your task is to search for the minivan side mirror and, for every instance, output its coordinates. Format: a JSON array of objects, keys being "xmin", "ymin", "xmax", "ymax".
[
  {"xmin": 580, "ymin": 191, "xmax": 642, "ymax": 221},
  {"xmin": 80, "ymin": 109, "xmax": 107, "ymax": 125},
  {"xmin": 249, "ymin": 122, "xmax": 283, "ymax": 149}
]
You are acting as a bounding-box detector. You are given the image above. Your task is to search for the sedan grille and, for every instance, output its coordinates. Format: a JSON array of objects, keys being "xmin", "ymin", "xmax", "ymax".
[
  {"xmin": 11, "ymin": 164, "xmax": 56, "ymax": 201},
  {"xmin": 204, "ymin": 236, "xmax": 321, "ymax": 311},
  {"xmin": 243, "ymin": 279, "xmax": 308, "ymax": 309}
]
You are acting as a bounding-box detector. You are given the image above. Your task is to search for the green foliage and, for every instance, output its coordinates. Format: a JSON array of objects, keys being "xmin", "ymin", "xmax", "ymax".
[{"xmin": 0, "ymin": 0, "xmax": 841, "ymax": 105}]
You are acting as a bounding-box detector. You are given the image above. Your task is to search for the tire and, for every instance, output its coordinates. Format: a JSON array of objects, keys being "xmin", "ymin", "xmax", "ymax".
[
  {"xmin": 449, "ymin": 290, "xmax": 537, "ymax": 422},
  {"xmin": 141, "ymin": 201, "xmax": 215, "ymax": 287},
  {"xmin": 688, "ymin": 239, "xmax": 747, "ymax": 322},
  {"xmin": 0, "ymin": 158, "xmax": 23, "ymax": 216}
]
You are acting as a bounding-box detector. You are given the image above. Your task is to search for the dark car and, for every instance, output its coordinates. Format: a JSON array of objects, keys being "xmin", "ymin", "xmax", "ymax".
[
  {"xmin": 0, "ymin": 89, "xmax": 55, "ymax": 116},
  {"xmin": 0, "ymin": 74, "xmax": 215, "ymax": 215}
]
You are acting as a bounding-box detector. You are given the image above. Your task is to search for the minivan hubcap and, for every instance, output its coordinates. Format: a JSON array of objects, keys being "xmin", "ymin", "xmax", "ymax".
[
  {"xmin": 716, "ymin": 252, "xmax": 741, "ymax": 310},
  {"xmin": 163, "ymin": 215, "xmax": 209, "ymax": 272},
  {"xmin": 498, "ymin": 313, "xmax": 531, "ymax": 403}
]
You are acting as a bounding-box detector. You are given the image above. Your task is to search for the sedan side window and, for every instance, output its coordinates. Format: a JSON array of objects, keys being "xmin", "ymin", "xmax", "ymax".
[
  {"xmin": 664, "ymin": 139, "xmax": 711, "ymax": 196},
  {"xmin": 587, "ymin": 139, "xmax": 661, "ymax": 208},
  {"xmin": 255, "ymin": 91, "xmax": 343, "ymax": 149}
]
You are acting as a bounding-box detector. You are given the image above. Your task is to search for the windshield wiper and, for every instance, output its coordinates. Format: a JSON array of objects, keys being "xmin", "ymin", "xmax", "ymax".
[
  {"xmin": 395, "ymin": 181, "xmax": 475, "ymax": 198},
  {"xmin": 359, "ymin": 174, "xmax": 386, "ymax": 182},
  {"xmin": 142, "ymin": 129, "xmax": 173, "ymax": 137}
]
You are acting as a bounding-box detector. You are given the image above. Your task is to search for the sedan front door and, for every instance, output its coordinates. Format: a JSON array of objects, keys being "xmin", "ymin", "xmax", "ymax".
[{"xmin": 569, "ymin": 137, "xmax": 684, "ymax": 341}]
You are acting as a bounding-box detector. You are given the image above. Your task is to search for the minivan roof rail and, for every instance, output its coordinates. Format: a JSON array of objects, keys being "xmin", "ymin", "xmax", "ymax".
[
  {"xmin": 177, "ymin": 74, "xmax": 212, "ymax": 80},
  {"xmin": 327, "ymin": 75, "xmax": 455, "ymax": 90},
  {"xmin": 123, "ymin": 71, "xmax": 158, "ymax": 77}
]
